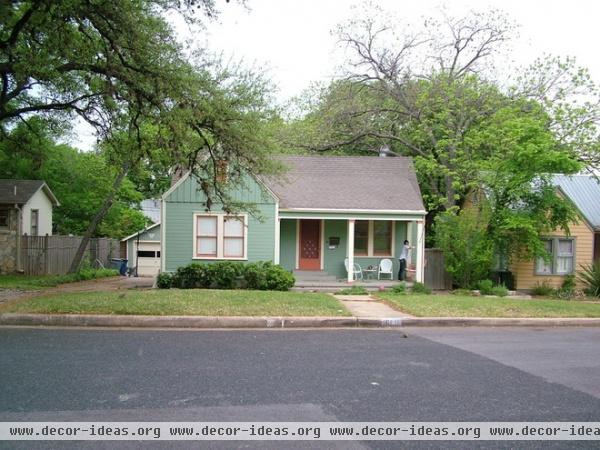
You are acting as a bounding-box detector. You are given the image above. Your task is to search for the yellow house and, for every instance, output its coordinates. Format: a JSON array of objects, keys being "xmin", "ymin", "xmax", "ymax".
[{"xmin": 511, "ymin": 175, "xmax": 600, "ymax": 291}]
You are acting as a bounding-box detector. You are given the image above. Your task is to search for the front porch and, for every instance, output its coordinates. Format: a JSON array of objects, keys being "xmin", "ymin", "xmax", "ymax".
[
  {"xmin": 291, "ymin": 269, "xmax": 411, "ymax": 292},
  {"xmin": 276, "ymin": 214, "xmax": 426, "ymax": 285}
]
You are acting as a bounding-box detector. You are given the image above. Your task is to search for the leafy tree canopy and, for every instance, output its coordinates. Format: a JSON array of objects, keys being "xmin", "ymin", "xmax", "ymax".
[
  {"xmin": 0, "ymin": 118, "xmax": 148, "ymax": 238},
  {"xmin": 1, "ymin": 0, "xmax": 282, "ymax": 271}
]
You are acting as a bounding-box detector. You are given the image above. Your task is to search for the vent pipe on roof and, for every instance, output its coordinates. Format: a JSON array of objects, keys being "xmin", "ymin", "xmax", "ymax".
[
  {"xmin": 14, "ymin": 185, "xmax": 17, "ymax": 196},
  {"xmin": 378, "ymin": 145, "xmax": 391, "ymax": 157}
]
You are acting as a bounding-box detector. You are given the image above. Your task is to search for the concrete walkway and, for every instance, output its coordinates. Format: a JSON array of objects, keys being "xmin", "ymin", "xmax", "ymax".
[{"xmin": 333, "ymin": 294, "xmax": 413, "ymax": 318}]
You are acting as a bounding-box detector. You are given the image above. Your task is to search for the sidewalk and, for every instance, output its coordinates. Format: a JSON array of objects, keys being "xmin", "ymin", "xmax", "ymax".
[{"xmin": 334, "ymin": 294, "xmax": 413, "ymax": 319}]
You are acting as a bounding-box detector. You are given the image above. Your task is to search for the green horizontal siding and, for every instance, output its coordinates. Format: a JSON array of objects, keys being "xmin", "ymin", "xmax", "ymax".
[
  {"xmin": 164, "ymin": 174, "xmax": 276, "ymax": 272},
  {"xmin": 279, "ymin": 219, "xmax": 297, "ymax": 272}
]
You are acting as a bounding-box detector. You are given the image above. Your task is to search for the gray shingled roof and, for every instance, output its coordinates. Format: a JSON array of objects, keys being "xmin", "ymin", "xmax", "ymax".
[
  {"xmin": 554, "ymin": 175, "xmax": 600, "ymax": 230},
  {"xmin": 263, "ymin": 156, "xmax": 425, "ymax": 212},
  {"xmin": 0, "ymin": 179, "xmax": 59, "ymax": 205}
]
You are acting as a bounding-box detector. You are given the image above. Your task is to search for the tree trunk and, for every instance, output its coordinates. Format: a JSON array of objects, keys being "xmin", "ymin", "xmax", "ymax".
[{"xmin": 68, "ymin": 167, "xmax": 129, "ymax": 273}]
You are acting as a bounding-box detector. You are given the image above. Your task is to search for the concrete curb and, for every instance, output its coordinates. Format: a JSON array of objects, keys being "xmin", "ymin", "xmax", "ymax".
[
  {"xmin": 0, "ymin": 313, "xmax": 358, "ymax": 329},
  {"xmin": 2, "ymin": 313, "xmax": 600, "ymax": 329}
]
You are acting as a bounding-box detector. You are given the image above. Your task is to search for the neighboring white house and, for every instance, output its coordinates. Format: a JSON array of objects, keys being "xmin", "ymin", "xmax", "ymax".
[
  {"xmin": 0, "ymin": 179, "xmax": 60, "ymax": 236},
  {"xmin": 140, "ymin": 199, "xmax": 161, "ymax": 223}
]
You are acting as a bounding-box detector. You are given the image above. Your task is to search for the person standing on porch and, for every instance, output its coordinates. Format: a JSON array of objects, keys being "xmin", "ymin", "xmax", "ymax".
[{"xmin": 398, "ymin": 240, "xmax": 411, "ymax": 281}]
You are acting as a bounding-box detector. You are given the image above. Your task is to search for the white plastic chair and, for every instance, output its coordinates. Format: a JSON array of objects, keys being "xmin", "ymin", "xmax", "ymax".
[
  {"xmin": 344, "ymin": 258, "xmax": 363, "ymax": 281},
  {"xmin": 378, "ymin": 258, "xmax": 394, "ymax": 280}
]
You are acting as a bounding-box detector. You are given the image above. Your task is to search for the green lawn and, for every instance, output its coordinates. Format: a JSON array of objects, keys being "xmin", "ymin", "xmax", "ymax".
[
  {"xmin": 376, "ymin": 293, "xmax": 600, "ymax": 318},
  {"xmin": 1, "ymin": 289, "xmax": 351, "ymax": 317},
  {"xmin": 0, "ymin": 270, "xmax": 119, "ymax": 290}
]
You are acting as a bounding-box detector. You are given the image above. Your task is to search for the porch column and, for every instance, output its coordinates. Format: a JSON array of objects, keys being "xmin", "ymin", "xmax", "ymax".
[
  {"xmin": 415, "ymin": 219, "xmax": 425, "ymax": 283},
  {"xmin": 274, "ymin": 218, "xmax": 280, "ymax": 264},
  {"xmin": 406, "ymin": 221, "xmax": 413, "ymax": 245},
  {"xmin": 347, "ymin": 219, "xmax": 355, "ymax": 283}
]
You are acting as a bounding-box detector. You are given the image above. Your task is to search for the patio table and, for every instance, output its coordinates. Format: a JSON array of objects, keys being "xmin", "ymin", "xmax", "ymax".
[{"xmin": 362, "ymin": 268, "xmax": 378, "ymax": 280}]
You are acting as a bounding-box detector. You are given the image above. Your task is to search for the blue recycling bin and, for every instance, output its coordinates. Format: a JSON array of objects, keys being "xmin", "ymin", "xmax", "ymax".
[
  {"xmin": 119, "ymin": 259, "xmax": 128, "ymax": 276},
  {"xmin": 110, "ymin": 258, "xmax": 128, "ymax": 276}
]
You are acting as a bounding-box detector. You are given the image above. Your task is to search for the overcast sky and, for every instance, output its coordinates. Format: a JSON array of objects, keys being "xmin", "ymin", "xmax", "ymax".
[{"xmin": 73, "ymin": 0, "xmax": 600, "ymax": 150}]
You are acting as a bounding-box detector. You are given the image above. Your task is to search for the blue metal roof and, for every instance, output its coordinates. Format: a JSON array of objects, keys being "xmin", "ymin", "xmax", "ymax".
[{"xmin": 553, "ymin": 175, "xmax": 600, "ymax": 230}]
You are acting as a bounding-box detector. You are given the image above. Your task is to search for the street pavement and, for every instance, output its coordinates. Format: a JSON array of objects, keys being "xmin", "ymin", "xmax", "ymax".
[{"xmin": 0, "ymin": 327, "xmax": 599, "ymax": 449}]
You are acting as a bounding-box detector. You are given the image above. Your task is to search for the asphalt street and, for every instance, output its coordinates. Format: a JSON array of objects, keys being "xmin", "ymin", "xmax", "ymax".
[{"xmin": 1, "ymin": 327, "xmax": 599, "ymax": 449}]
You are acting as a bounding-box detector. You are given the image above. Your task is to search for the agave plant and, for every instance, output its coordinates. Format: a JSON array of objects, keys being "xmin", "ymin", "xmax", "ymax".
[{"xmin": 578, "ymin": 263, "xmax": 600, "ymax": 297}]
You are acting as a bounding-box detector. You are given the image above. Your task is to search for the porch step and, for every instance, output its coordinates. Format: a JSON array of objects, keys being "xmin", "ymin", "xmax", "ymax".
[
  {"xmin": 292, "ymin": 270, "xmax": 338, "ymax": 282},
  {"xmin": 292, "ymin": 280, "xmax": 410, "ymax": 293}
]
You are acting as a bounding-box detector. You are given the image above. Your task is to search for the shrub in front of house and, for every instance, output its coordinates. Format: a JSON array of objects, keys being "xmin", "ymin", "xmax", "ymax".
[
  {"xmin": 208, "ymin": 261, "xmax": 245, "ymax": 289},
  {"xmin": 531, "ymin": 281, "xmax": 554, "ymax": 296},
  {"xmin": 579, "ymin": 263, "xmax": 600, "ymax": 297},
  {"xmin": 156, "ymin": 272, "xmax": 173, "ymax": 289},
  {"xmin": 170, "ymin": 263, "xmax": 205, "ymax": 289},
  {"xmin": 243, "ymin": 261, "xmax": 295, "ymax": 291},
  {"xmin": 477, "ymin": 279, "xmax": 508, "ymax": 297},
  {"xmin": 243, "ymin": 261, "xmax": 271, "ymax": 290},
  {"xmin": 553, "ymin": 274, "xmax": 578, "ymax": 300},
  {"xmin": 411, "ymin": 282, "xmax": 431, "ymax": 294},
  {"xmin": 262, "ymin": 264, "xmax": 296, "ymax": 291},
  {"xmin": 477, "ymin": 279, "xmax": 494, "ymax": 295},
  {"xmin": 490, "ymin": 285, "xmax": 508, "ymax": 297},
  {"xmin": 159, "ymin": 261, "xmax": 295, "ymax": 291}
]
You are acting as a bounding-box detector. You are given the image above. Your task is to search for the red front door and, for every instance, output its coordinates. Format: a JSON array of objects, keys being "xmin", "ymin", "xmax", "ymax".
[{"xmin": 299, "ymin": 220, "xmax": 321, "ymax": 270}]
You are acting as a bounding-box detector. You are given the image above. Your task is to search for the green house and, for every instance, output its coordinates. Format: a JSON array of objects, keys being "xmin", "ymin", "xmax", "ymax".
[{"xmin": 158, "ymin": 155, "xmax": 426, "ymax": 283}]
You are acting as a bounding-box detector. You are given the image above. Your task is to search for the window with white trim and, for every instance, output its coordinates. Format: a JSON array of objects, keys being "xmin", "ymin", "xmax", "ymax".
[
  {"xmin": 535, "ymin": 238, "xmax": 574, "ymax": 275},
  {"xmin": 223, "ymin": 216, "xmax": 245, "ymax": 257},
  {"xmin": 30, "ymin": 209, "xmax": 39, "ymax": 236},
  {"xmin": 194, "ymin": 214, "xmax": 247, "ymax": 260},
  {"xmin": 353, "ymin": 220, "xmax": 394, "ymax": 257}
]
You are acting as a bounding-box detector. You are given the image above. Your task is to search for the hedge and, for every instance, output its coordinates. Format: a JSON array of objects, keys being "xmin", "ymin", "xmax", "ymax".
[{"xmin": 157, "ymin": 261, "xmax": 295, "ymax": 291}]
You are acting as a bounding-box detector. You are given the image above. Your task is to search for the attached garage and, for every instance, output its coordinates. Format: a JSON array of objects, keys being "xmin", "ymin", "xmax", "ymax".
[{"xmin": 121, "ymin": 223, "xmax": 161, "ymax": 277}]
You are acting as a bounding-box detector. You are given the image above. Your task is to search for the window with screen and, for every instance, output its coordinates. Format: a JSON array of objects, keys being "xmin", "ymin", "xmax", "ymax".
[
  {"xmin": 353, "ymin": 220, "xmax": 394, "ymax": 257},
  {"xmin": 535, "ymin": 238, "xmax": 574, "ymax": 276},
  {"xmin": 196, "ymin": 216, "xmax": 218, "ymax": 257},
  {"xmin": 30, "ymin": 209, "xmax": 39, "ymax": 236},
  {"xmin": 223, "ymin": 216, "xmax": 245, "ymax": 258},
  {"xmin": 353, "ymin": 221, "xmax": 369, "ymax": 255},
  {"xmin": 373, "ymin": 221, "xmax": 392, "ymax": 255},
  {"xmin": 193, "ymin": 214, "xmax": 247, "ymax": 260}
]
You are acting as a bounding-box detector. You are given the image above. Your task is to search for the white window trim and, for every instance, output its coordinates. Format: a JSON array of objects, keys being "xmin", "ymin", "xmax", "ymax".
[
  {"xmin": 30, "ymin": 209, "xmax": 39, "ymax": 236},
  {"xmin": 192, "ymin": 213, "xmax": 248, "ymax": 260},
  {"xmin": 354, "ymin": 220, "xmax": 395, "ymax": 258},
  {"xmin": 535, "ymin": 237, "xmax": 575, "ymax": 276}
]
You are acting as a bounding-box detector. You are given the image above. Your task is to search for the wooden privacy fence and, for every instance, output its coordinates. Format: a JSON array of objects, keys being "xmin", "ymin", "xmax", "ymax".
[
  {"xmin": 21, "ymin": 236, "xmax": 119, "ymax": 276},
  {"xmin": 424, "ymin": 248, "xmax": 452, "ymax": 290}
]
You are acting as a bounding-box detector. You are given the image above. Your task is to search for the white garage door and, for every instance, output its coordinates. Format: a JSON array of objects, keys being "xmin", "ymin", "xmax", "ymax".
[{"xmin": 136, "ymin": 242, "xmax": 161, "ymax": 276}]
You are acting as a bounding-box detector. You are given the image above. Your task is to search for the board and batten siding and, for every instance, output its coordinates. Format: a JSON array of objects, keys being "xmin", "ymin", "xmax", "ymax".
[
  {"xmin": 510, "ymin": 219, "xmax": 595, "ymax": 290},
  {"xmin": 163, "ymin": 174, "xmax": 277, "ymax": 272}
]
